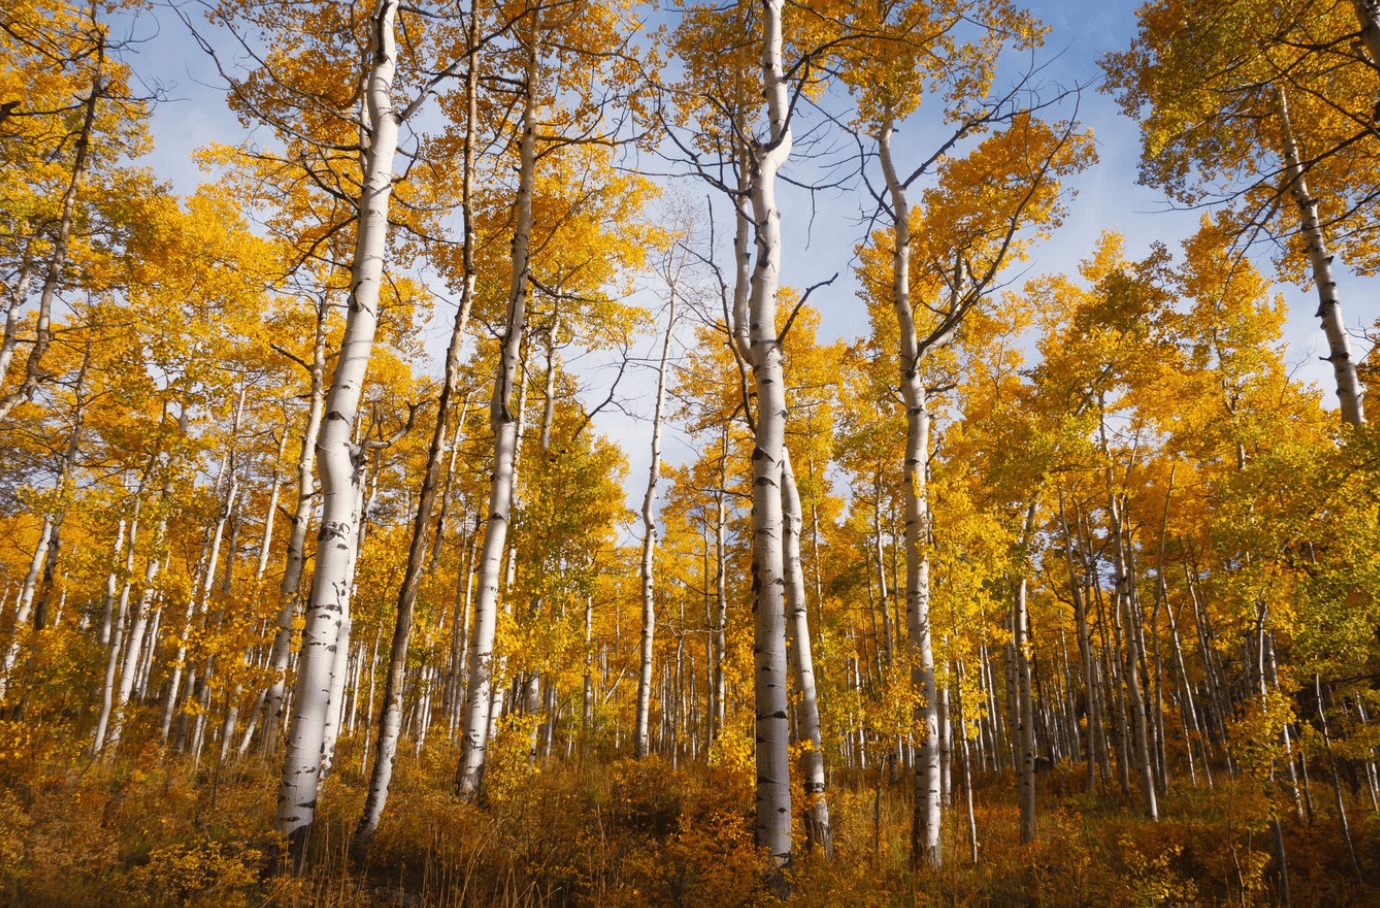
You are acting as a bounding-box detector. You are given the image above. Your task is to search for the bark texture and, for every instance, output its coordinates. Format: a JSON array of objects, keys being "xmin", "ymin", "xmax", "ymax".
[
  {"xmin": 455, "ymin": 13, "xmax": 539, "ymax": 797},
  {"xmin": 275, "ymin": 0, "xmax": 402, "ymax": 862}
]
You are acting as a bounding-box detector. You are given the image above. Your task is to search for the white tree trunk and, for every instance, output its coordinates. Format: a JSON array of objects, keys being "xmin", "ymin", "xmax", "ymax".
[
  {"xmin": 1108, "ymin": 491, "xmax": 1158, "ymax": 821},
  {"xmin": 98, "ymin": 517, "xmax": 127, "ymax": 648},
  {"xmin": 263, "ymin": 296, "xmax": 329, "ymax": 756},
  {"xmin": 162, "ymin": 479, "xmax": 239, "ymax": 742},
  {"xmin": 455, "ymin": 16, "xmax": 540, "ymax": 797},
  {"xmin": 106, "ymin": 505, "xmax": 169, "ymax": 754},
  {"xmin": 275, "ymin": 0, "xmax": 402, "ymax": 860},
  {"xmin": 878, "ymin": 117, "xmax": 942, "ymax": 870},
  {"xmin": 1015, "ymin": 576, "xmax": 1037, "ymax": 843},
  {"xmin": 352, "ymin": 25, "xmax": 478, "ymax": 840},
  {"xmin": 635, "ymin": 283, "xmax": 675, "ymax": 758},
  {"xmin": 782, "ymin": 449, "xmax": 832, "ymax": 854},
  {"xmin": 319, "ymin": 615, "xmax": 352, "ymax": 777},
  {"xmin": 255, "ymin": 421, "xmax": 292, "ymax": 584},
  {"xmin": 747, "ymin": 0, "xmax": 794, "ymax": 869},
  {"xmin": 94, "ymin": 500, "xmax": 141, "ymax": 752},
  {"xmin": 0, "ymin": 41, "xmax": 101, "ymax": 422},
  {"xmin": 1278, "ymin": 88, "xmax": 1365, "ymax": 426},
  {"xmin": 0, "ymin": 515, "xmax": 54, "ymax": 700}
]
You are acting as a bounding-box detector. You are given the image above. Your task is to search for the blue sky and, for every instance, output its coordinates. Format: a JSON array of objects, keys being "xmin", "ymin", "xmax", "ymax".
[{"xmin": 109, "ymin": 0, "xmax": 1375, "ymax": 509}]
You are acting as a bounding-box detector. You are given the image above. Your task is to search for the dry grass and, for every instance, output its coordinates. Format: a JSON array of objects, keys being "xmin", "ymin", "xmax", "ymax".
[{"xmin": 1, "ymin": 739, "xmax": 1376, "ymax": 907}]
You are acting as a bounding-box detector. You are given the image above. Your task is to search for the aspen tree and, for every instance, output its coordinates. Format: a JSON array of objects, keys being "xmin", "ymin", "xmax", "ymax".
[
  {"xmin": 635, "ymin": 263, "xmax": 677, "ymax": 758},
  {"xmin": 352, "ymin": 0, "xmax": 482, "ymax": 855},
  {"xmin": 275, "ymin": 0, "xmax": 403, "ymax": 861},
  {"xmin": 1104, "ymin": 0, "xmax": 1375, "ymax": 425},
  {"xmin": 455, "ymin": 5, "xmax": 541, "ymax": 798},
  {"xmin": 262, "ymin": 295, "xmax": 329, "ymax": 756},
  {"xmin": 782, "ymin": 448, "xmax": 831, "ymax": 853},
  {"xmin": 1277, "ymin": 89, "xmax": 1365, "ymax": 425},
  {"xmin": 0, "ymin": 13, "xmax": 105, "ymax": 422}
]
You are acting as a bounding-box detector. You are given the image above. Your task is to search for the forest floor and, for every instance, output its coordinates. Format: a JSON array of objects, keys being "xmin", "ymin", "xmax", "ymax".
[{"xmin": 2, "ymin": 737, "xmax": 1377, "ymax": 908}]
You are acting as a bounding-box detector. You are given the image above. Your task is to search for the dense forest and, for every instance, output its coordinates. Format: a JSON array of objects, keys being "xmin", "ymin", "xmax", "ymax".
[{"xmin": 2, "ymin": 0, "xmax": 1379, "ymax": 905}]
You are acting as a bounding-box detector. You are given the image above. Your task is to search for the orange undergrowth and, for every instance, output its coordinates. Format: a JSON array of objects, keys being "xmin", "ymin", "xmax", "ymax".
[{"xmin": 2, "ymin": 744, "xmax": 1377, "ymax": 907}]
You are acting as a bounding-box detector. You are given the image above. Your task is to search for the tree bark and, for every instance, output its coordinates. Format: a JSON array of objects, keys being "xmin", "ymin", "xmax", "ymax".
[
  {"xmin": 351, "ymin": 36, "xmax": 478, "ymax": 848},
  {"xmin": 0, "ymin": 37, "xmax": 102, "ymax": 422},
  {"xmin": 1016, "ymin": 575, "xmax": 1037, "ymax": 843},
  {"xmin": 454, "ymin": 10, "xmax": 539, "ymax": 798},
  {"xmin": 745, "ymin": 0, "xmax": 794, "ymax": 871},
  {"xmin": 782, "ymin": 449, "xmax": 832, "ymax": 854},
  {"xmin": 263, "ymin": 295, "xmax": 329, "ymax": 756},
  {"xmin": 635, "ymin": 284, "xmax": 675, "ymax": 758},
  {"xmin": 1278, "ymin": 88, "xmax": 1365, "ymax": 426},
  {"xmin": 878, "ymin": 115, "xmax": 942, "ymax": 870},
  {"xmin": 275, "ymin": 0, "xmax": 402, "ymax": 863}
]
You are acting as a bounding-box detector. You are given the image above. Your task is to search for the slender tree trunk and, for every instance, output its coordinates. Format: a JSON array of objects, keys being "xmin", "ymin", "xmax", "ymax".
[
  {"xmin": 1277, "ymin": 88, "xmax": 1365, "ymax": 425},
  {"xmin": 0, "ymin": 516, "xmax": 53, "ymax": 701},
  {"xmin": 351, "ymin": 56, "xmax": 478, "ymax": 853},
  {"xmin": 0, "ymin": 239, "xmax": 37, "ymax": 389},
  {"xmin": 107, "ymin": 498, "xmax": 170, "ymax": 754},
  {"xmin": 263, "ymin": 296, "xmax": 329, "ymax": 756},
  {"xmin": 782, "ymin": 449, "xmax": 832, "ymax": 854},
  {"xmin": 0, "ymin": 37, "xmax": 102, "ymax": 422},
  {"xmin": 1109, "ymin": 492, "xmax": 1158, "ymax": 821},
  {"xmin": 1061, "ymin": 495, "xmax": 1101, "ymax": 792},
  {"xmin": 275, "ymin": 0, "xmax": 402, "ymax": 863},
  {"xmin": 430, "ymin": 396, "xmax": 470, "ymax": 571},
  {"xmin": 745, "ymin": 0, "xmax": 794, "ymax": 870},
  {"xmin": 878, "ymin": 116, "xmax": 944, "ymax": 870},
  {"xmin": 1315, "ymin": 675, "xmax": 1364, "ymax": 883},
  {"xmin": 1015, "ymin": 574, "xmax": 1038, "ymax": 843},
  {"xmin": 455, "ymin": 12, "xmax": 538, "ymax": 798},
  {"xmin": 711, "ymin": 431, "xmax": 728, "ymax": 744},
  {"xmin": 1165, "ymin": 593, "xmax": 1210, "ymax": 787},
  {"xmin": 163, "ymin": 480, "xmax": 239, "ymax": 742},
  {"xmin": 955, "ymin": 660, "xmax": 979, "ymax": 863},
  {"xmin": 635, "ymin": 285, "xmax": 675, "ymax": 758},
  {"xmin": 0, "ymin": 345, "xmax": 90, "ymax": 696},
  {"xmin": 94, "ymin": 499, "xmax": 141, "ymax": 752}
]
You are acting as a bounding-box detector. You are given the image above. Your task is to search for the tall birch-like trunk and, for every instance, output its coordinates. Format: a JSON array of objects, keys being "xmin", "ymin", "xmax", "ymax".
[
  {"xmin": 1058, "ymin": 495, "xmax": 1101, "ymax": 792},
  {"xmin": 711, "ymin": 431, "xmax": 729, "ymax": 743},
  {"xmin": 94, "ymin": 497, "xmax": 141, "ymax": 752},
  {"xmin": 745, "ymin": 0, "xmax": 794, "ymax": 869},
  {"xmin": 1277, "ymin": 88, "xmax": 1365, "ymax": 426},
  {"xmin": 0, "ymin": 37, "xmax": 102, "ymax": 422},
  {"xmin": 162, "ymin": 479, "xmax": 239, "ymax": 742},
  {"xmin": 0, "ymin": 240, "xmax": 37, "ymax": 390},
  {"xmin": 1315, "ymin": 674, "xmax": 1364, "ymax": 883},
  {"xmin": 635, "ymin": 284, "xmax": 675, "ymax": 758},
  {"xmin": 99, "ymin": 516, "xmax": 127, "ymax": 648},
  {"xmin": 1109, "ymin": 493, "xmax": 1158, "ymax": 821},
  {"xmin": 1016, "ymin": 576, "xmax": 1036, "ymax": 843},
  {"xmin": 263, "ymin": 296, "xmax": 329, "ymax": 756},
  {"xmin": 352, "ymin": 47, "xmax": 478, "ymax": 846},
  {"xmin": 106, "ymin": 495, "xmax": 170, "ymax": 754},
  {"xmin": 0, "ymin": 516, "xmax": 54, "ymax": 701},
  {"xmin": 782, "ymin": 449, "xmax": 831, "ymax": 854},
  {"xmin": 163, "ymin": 390, "xmax": 243, "ymax": 742},
  {"xmin": 454, "ymin": 13, "xmax": 539, "ymax": 797},
  {"xmin": 275, "ymin": 0, "xmax": 402, "ymax": 861},
  {"xmin": 1, "ymin": 347, "xmax": 90, "ymax": 697},
  {"xmin": 878, "ymin": 116, "xmax": 942, "ymax": 870},
  {"xmin": 255, "ymin": 420, "xmax": 292, "ymax": 585}
]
